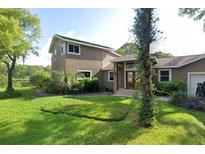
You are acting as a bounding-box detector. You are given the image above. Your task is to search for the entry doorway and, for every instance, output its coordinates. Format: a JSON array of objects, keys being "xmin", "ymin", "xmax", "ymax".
[{"xmin": 126, "ymin": 71, "xmax": 135, "ymax": 89}]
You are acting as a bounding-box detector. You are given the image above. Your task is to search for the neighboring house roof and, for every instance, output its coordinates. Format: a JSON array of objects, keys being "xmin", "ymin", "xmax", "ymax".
[
  {"xmin": 48, "ymin": 34, "xmax": 121, "ymax": 57},
  {"xmin": 111, "ymin": 53, "xmax": 205, "ymax": 68},
  {"xmin": 102, "ymin": 63, "xmax": 113, "ymax": 70}
]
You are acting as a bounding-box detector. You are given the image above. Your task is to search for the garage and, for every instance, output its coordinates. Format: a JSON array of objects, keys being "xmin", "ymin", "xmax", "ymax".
[{"xmin": 187, "ymin": 72, "xmax": 205, "ymax": 96}]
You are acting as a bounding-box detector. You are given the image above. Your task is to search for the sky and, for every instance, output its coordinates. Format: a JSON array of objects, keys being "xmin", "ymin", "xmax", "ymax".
[{"xmin": 23, "ymin": 8, "xmax": 205, "ymax": 66}]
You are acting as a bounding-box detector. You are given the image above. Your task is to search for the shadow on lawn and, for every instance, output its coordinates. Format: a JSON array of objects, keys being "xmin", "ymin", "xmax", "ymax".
[
  {"xmin": 156, "ymin": 102, "xmax": 205, "ymax": 144},
  {"xmin": 0, "ymin": 110, "xmax": 141, "ymax": 145},
  {"xmin": 0, "ymin": 88, "xmax": 59, "ymax": 101}
]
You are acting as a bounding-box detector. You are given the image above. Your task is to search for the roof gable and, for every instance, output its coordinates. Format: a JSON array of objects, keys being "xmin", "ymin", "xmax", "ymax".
[{"xmin": 48, "ymin": 34, "xmax": 121, "ymax": 57}]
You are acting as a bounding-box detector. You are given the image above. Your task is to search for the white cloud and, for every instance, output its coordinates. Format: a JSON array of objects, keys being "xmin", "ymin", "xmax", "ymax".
[
  {"xmin": 23, "ymin": 37, "xmax": 52, "ymax": 66},
  {"xmin": 59, "ymin": 30, "xmax": 86, "ymax": 40},
  {"xmin": 23, "ymin": 8, "xmax": 205, "ymax": 66}
]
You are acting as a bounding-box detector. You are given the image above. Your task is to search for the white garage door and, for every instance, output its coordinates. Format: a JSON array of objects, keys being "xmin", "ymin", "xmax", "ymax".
[{"xmin": 188, "ymin": 73, "xmax": 205, "ymax": 96}]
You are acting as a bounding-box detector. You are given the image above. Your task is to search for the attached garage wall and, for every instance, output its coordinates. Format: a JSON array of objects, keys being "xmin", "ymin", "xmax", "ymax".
[
  {"xmin": 188, "ymin": 73, "xmax": 205, "ymax": 96},
  {"xmin": 165, "ymin": 58, "xmax": 205, "ymax": 96},
  {"xmin": 171, "ymin": 58, "xmax": 205, "ymax": 81}
]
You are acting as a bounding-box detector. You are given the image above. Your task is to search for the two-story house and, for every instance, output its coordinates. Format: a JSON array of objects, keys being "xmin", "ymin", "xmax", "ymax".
[
  {"xmin": 48, "ymin": 34, "xmax": 121, "ymax": 90},
  {"xmin": 49, "ymin": 34, "xmax": 205, "ymax": 96}
]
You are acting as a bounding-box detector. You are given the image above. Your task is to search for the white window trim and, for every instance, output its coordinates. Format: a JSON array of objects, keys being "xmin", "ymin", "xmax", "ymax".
[
  {"xmin": 67, "ymin": 43, "xmax": 81, "ymax": 55},
  {"xmin": 158, "ymin": 69, "xmax": 172, "ymax": 82},
  {"xmin": 60, "ymin": 43, "xmax": 65, "ymax": 55},
  {"xmin": 77, "ymin": 70, "xmax": 92, "ymax": 80},
  {"xmin": 187, "ymin": 72, "xmax": 205, "ymax": 96},
  {"xmin": 108, "ymin": 71, "xmax": 114, "ymax": 82}
]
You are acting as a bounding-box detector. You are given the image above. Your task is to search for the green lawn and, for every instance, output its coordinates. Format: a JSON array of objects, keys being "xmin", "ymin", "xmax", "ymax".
[{"xmin": 0, "ymin": 88, "xmax": 205, "ymax": 144}]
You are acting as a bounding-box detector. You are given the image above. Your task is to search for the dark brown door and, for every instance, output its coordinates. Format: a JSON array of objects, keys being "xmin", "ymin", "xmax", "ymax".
[{"xmin": 126, "ymin": 71, "xmax": 135, "ymax": 89}]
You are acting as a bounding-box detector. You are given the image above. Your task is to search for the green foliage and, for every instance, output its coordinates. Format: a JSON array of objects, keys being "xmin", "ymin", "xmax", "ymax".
[
  {"xmin": 82, "ymin": 77, "xmax": 100, "ymax": 93},
  {"xmin": 116, "ymin": 43, "xmax": 139, "ymax": 56},
  {"xmin": 0, "ymin": 74, "xmax": 7, "ymax": 87},
  {"xmin": 156, "ymin": 80, "xmax": 186, "ymax": 95},
  {"xmin": 29, "ymin": 72, "xmax": 50, "ymax": 89},
  {"xmin": 0, "ymin": 9, "xmax": 41, "ymax": 90},
  {"xmin": 169, "ymin": 91, "xmax": 186, "ymax": 106},
  {"xmin": 71, "ymin": 77, "xmax": 100, "ymax": 94},
  {"xmin": 45, "ymin": 79, "xmax": 64, "ymax": 94},
  {"xmin": 13, "ymin": 64, "xmax": 51, "ymax": 79},
  {"xmin": 150, "ymin": 51, "xmax": 174, "ymax": 58},
  {"xmin": 13, "ymin": 78, "xmax": 31, "ymax": 87}
]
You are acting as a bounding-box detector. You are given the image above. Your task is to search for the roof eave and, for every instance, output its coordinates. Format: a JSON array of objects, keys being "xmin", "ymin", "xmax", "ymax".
[{"xmin": 53, "ymin": 34, "xmax": 121, "ymax": 55}]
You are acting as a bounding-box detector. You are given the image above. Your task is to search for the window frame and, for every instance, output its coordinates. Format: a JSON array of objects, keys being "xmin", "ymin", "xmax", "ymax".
[
  {"xmin": 108, "ymin": 71, "xmax": 114, "ymax": 82},
  {"xmin": 67, "ymin": 43, "xmax": 81, "ymax": 55},
  {"xmin": 158, "ymin": 69, "xmax": 172, "ymax": 82},
  {"xmin": 60, "ymin": 43, "xmax": 65, "ymax": 55},
  {"xmin": 125, "ymin": 62, "xmax": 136, "ymax": 71},
  {"xmin": 77, "ymin": 70, "xmax": 92, "ymax": 80}
]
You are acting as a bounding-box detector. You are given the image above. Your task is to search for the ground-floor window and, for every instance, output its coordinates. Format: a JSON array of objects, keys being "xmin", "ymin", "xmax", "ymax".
[
  {"xmin": 77, "ymin": 70, "xmax": 92, "ymax": 80},
  {"xmin": 108, "ymin": 71, "xmax": 114, "ymax": 81},
  {"xmin": 158, "ymin": 69, "xmax": 171, "ymax": 82}
]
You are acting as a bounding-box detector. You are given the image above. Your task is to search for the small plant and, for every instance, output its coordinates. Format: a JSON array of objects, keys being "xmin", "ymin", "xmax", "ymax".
[
  {"xmin": 30, "ymin": 72, "xmax": 50, "ymax": 90},
  {"xmin": 45, "ymin": 79, "xmax": 64, "ymax": 94},
  {"xmin": 182, "ymin": 97, "xmax": 200, "ymax": 109},
  {"xmin": 169, "ymin": 91, "xmax": 186, "ymax": 106}
]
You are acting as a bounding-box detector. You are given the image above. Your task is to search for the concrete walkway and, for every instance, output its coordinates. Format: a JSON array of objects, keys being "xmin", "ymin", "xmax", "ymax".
[{"xmin": 112, "ymin": 88, "xmax": 170, "ymax": 101}]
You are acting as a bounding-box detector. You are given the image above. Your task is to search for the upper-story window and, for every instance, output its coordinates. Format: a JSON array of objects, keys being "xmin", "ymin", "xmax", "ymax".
[
  {"xmin": 60, "ymin": 43, "xmax": 65, "ymax": 55},
  {"xmin": 67, "ymin": 44, "xmax": 80, "ymax": 55}
]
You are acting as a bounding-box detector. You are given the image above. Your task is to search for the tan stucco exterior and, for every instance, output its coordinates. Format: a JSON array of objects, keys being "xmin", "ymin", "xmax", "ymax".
[
  {"xmin": 50, "ymin": 37, "xmax": 119, "ymax": 90},
  {"xmin": 113, "ymin": 58, "xmax": 205, "ymax": 92}
]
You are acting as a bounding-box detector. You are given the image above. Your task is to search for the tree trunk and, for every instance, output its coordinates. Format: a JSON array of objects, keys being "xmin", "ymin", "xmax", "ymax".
[
  {"xmin": 137, "ymin": 9, "xmax": 155, "ymax": 127},
  {"xmin": 6, "ymin": 58, "xmax": 16, "ymax": 91}
]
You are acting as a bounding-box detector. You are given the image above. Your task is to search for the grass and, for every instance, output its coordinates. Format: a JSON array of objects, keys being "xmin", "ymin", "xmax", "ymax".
[{"xmin": 0, "ymin": 87, "xmax": 205, "ymax": 144}]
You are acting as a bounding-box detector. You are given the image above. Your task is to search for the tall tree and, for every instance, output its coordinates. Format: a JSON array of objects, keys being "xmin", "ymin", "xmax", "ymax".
[
  {"xmin": 179, "ymin": 8, "xmax": 205, "ymax": 31},
  {"xmin": 150, "ymin": 51, "xmax": 174, "ymax": 58},
  {"xmin": 0, "ymin": 9, "xmax": 41, "ymax": 91},
  {"xmin": 116, "ymin": 42, "xmax": 139, "ymax": 56},
  {"xmin": 132, "ymin": 8, "xmax": 159, "ymax": 127}
]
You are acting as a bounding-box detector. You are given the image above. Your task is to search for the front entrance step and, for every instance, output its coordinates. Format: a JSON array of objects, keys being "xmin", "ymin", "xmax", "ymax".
[{"xmin": 113, "ymin": 88, "xmax": 135, "ymax": 97}]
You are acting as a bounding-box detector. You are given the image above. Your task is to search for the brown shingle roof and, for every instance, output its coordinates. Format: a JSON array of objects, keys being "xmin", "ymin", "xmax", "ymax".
[
  {"xmin": 111, "ymin": 54, "xmax": 205, "ymax": 68},
  {"xmin": 111, "ymin": 54, "xmax": 136, "ymax": 62},
  {"xmin": 156, "ymin": 54, "xmax": 205, "ymax": 68}
]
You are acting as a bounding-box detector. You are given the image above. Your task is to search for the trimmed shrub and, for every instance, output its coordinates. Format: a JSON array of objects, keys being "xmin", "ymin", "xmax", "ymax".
[
  {"xmin": 156, "ymin": 80, "xmax": 185, "ymax": 95},
  {"xmin": 70, "ymin": 77, "xmax": 100, "ymax": 94},
  {"xmin": 30, "ymin": 72, "xmax": 50, "ymax": 89},
  {"xmin": 82, "ymin": 77, "xmax": 100, "ymax": 93},
  {"xmin": 169, "ymin": 91, "xmax": 186, "ymax": 106},
  {"xmin": 45, "ymin": 79, "xmax": 64, "ymax": 94}
]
